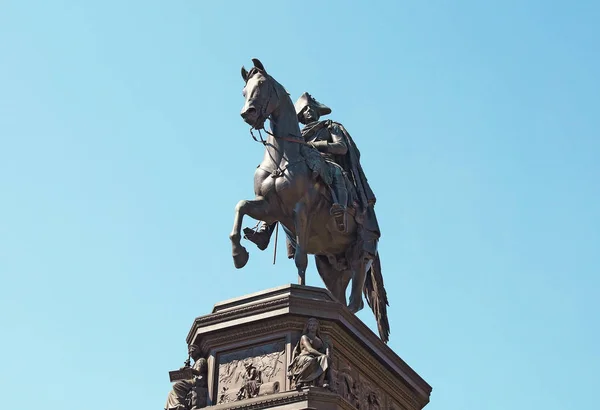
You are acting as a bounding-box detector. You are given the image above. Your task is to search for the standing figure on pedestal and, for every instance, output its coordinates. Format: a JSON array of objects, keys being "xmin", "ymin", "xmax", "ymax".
[
  {"xmin": 287, "ymin": 318, "xmax": 332, "ymax": 389},
  {"xmin": 165, "ymin": 344, "xmax": 208, "ymax": 410}
]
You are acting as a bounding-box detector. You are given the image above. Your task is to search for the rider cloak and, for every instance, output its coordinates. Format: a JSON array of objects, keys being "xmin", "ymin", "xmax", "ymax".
[{"xmin": 295, "ymin": 93, "xmax": 380, "ymax": 254}]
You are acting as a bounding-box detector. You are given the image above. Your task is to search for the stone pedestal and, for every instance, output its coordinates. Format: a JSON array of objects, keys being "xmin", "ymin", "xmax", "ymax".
[{"xmin": 184, "ymin": 284, "xmax": 432, "ymax": 409}]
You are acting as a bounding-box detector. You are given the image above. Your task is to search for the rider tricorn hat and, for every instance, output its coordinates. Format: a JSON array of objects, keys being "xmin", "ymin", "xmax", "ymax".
[{"xmin": 294, "ymin": 92, "xmax": 332, "ymax": 120}]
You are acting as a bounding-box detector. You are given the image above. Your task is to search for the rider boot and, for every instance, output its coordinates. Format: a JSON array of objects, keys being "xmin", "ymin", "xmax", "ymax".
[
  {"xmin": 330, "ymin": 172, "xmax": 348, "ymax": 233},
  {"xmin": 243, "ymin": 222, "xmax": 275, "ymax": 250}
]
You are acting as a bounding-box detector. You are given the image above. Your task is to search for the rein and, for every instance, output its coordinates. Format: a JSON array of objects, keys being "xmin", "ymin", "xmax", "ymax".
[
  {"xmin": 250, "ymin": 127, "xmax": 307, "ymax": 146},
  {"xmin": 249, "ymin": 128, "xmax": 306, "ymax": 178},
  {"xmin": 245, "ymin": 75, "xmax": 308, "ymax": 178}
]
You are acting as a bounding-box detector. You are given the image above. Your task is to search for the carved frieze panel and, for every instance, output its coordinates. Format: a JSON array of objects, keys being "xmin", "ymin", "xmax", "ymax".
[
  {"xmin": 332, "ymin": 353, "xmax": 389, "ymax": 410},
  {"xmin": 359, "ymin": 375, "xmax": 383, "ymax": 410},
  {"xmin": 335, "ymin": 357, "xmax": 361, "ymax": 408},
  {"xmin": 215, "ymin": 339, "xmax": 286, "ymax": 404}
]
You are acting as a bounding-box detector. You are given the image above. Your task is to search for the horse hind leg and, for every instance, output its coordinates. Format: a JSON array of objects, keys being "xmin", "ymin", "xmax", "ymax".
[
  {"xmin": 229, "ymin": 196, "xmax": 270, "ymax": 269},
  {"xmin": 315, "ymin": 255, "xmax": 351, "ymax": 305},
  {"xmin": 348, "ymin": 256, "xmax": 371, "ymax": 314}
]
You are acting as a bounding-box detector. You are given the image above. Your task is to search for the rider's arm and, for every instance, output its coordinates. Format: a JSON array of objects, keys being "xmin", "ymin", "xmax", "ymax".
[{"xmin": 310, "ymin": 124, "xmax": 348, "ymax": 155}]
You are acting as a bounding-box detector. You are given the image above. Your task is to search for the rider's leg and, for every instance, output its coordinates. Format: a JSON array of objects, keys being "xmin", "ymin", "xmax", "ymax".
[
  {"xmin": 330, "ymin": 168, "xmax": 348, "ymax": 232},
  {"xmin": 243, "ymin": 221, "xmax": 276, "ymax": 250}
]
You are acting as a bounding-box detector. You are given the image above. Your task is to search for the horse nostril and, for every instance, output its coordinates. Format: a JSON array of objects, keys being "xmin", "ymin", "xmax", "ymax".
[{"xmin": 241, "ymin": 107, "xmax": 256, "ymax": 119}]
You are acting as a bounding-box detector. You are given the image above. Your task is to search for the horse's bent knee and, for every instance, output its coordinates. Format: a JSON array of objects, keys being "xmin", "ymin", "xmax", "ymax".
[{"xmin": 234, "ymin": 200, "xmax": 248, "ymax": 213}]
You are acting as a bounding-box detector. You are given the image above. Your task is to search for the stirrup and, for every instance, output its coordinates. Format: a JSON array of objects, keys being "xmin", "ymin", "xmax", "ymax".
[{"xmin": 330, "ymin": 205, "xmax": 347, "ymax": 233}]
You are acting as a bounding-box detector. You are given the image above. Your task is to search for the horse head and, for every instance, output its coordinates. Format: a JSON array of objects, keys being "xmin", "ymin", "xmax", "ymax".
[{"xmin": 240, "ymin": 58, "xmax": 281, "ymax": 130}]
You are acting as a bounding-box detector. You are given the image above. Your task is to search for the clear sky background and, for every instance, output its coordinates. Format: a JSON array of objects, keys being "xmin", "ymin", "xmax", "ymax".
[{"xmin": 1, "ymin": 1, "xmax": 598, "ymax": 409}]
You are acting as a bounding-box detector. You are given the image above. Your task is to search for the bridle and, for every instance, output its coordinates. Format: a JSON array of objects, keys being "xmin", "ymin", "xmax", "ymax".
[
  {"xmin": 249, "ymin": 125, "xmax": 308, "ymax": 178},
  {"xmin": 246, "ymin": 72, "xmax": 307, "ymax": 146},
  {"xmin": 243, "ymin": 73, "xmax": 310, "ymax": 178},
  {"xmin": 250, "ymin": 127, "xmax": 307, "ymax": 146}
]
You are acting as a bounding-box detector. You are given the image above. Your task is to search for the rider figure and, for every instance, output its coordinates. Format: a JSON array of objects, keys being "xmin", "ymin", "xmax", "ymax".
[{"xmin": 295, "ymin": 92, "xmax": 349, "ymax": 231}]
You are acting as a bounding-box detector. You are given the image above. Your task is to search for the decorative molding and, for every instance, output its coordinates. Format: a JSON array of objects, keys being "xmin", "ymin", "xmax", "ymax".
[
  {"xmin": 195, "ymin": 318, "xmax": 306, "ymax": 352},
  {"xmin": 209, "ymin": 388, "xmax": 356, "ymax": 410},
  {"xmin": 187, "ymin": 297, "xmax": 292, "ymax": 343}
]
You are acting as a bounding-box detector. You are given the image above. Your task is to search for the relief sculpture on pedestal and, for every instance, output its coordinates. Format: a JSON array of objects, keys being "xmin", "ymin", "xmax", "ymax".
[{"xmin": 216, "ymin": 340, "xmax": 285, "ymax": 404}]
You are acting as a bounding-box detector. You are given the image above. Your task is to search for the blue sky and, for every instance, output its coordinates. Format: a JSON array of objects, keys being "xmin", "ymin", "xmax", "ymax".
[{"xmin": 1, "ymin": 1, "xmax": 598, "ymax": 409}]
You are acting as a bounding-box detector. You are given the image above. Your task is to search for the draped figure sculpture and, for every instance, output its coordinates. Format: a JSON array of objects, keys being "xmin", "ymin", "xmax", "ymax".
[
  {"xmin": 287, "ymin": 318, "xmax": 332, "ymax": 389},
  {"xmin": 164, "ymin": 345, "xmax": 208, "ymax": 410}
]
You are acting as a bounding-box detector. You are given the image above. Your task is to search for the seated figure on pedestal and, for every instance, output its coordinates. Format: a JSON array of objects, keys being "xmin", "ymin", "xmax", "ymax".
[
  {"xmin": 287, "ymin": 318, "xmax": 332, "ymax": 389},
  {"xmin": 164, "ymin": 344, "xmax": 208, "ymax": 410}
]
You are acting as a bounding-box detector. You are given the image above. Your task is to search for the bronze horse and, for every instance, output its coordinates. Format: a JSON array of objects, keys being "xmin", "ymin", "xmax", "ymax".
[{"xmin": 230, "ymin": 59, "xmax": 390, "ymax": 342}]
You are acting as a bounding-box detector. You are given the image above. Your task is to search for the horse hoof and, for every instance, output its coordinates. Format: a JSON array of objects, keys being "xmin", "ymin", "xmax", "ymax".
[
  {"xmin": 233, "ymin": 247, "xmax": 249, "ymax": 269},
  {"xmin": 348, "ymin": 299, "xmax": 364, "ymax": 314}
]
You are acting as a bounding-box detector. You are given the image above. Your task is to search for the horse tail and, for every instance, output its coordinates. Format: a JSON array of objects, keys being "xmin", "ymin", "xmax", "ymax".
[{"xmin": 363, "ymin": 253, "xmax": 390, "ymax": 343}]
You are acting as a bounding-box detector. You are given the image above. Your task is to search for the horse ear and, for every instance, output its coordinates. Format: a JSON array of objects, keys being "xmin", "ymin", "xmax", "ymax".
[
  {"xmin": 252, "ymin": 58, "xmax": 266, "ymax": 72},
  {"xmin": 241, "ymin": 66, "xmax": 248, "ymax": 82}
]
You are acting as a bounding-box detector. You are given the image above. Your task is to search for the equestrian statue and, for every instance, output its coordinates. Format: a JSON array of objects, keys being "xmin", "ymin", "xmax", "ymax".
[{"xmin": 229, "ymin": 58, "xmax": 390, "ymax": 342}]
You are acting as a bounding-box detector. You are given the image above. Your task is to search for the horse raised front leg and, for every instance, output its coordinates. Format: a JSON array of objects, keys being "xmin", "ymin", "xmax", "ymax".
[
  {"xmin": 293, "ymin": 201, "xmax": 310, "ymax": 285},
  {"xmin": 230, "ymin": 196, "xmax": 270, "ymax": 269}
]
